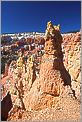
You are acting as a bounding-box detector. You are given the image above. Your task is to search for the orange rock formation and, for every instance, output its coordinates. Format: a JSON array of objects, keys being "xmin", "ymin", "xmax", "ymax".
[{"xmin": 23, "ymin": 21, "xmax": 71, "ymax": 111}]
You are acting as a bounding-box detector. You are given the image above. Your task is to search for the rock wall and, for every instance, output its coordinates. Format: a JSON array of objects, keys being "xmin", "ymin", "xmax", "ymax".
[{"xmin": 62, "ymin": 32, "xmax": 81, "ymax": 100}]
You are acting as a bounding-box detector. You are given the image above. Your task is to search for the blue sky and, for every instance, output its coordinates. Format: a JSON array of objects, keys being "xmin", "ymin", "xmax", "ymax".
[{"xmin": 1, "ymin": 1, "xmax": 81, "ymax": 34}]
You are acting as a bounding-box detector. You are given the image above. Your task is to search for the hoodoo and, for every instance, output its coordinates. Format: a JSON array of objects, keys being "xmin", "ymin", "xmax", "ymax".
[{"xmin": 24, "ymin": 21, "xmax": 67, "ymax": 110}]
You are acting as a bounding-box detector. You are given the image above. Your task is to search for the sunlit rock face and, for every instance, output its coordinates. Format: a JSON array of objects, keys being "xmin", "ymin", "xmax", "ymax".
[{"xmin": 62, "ymin": 31, "xmax": 81, "ymax": 100}]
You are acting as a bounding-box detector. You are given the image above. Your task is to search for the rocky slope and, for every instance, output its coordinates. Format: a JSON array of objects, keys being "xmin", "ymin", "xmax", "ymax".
[{"xmin": 7, "ymin": 95, "xmax": 80, "ymax": 121}]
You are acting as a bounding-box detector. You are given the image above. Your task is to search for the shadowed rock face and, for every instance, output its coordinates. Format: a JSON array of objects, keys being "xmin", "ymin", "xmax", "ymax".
[
  {"xmin": 1, "ymin": 92, "xmax": 13, "ymax": 121},
  {"xmin": 23, "ymin": 21, "xmax": 72, "ymax": 111}
]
